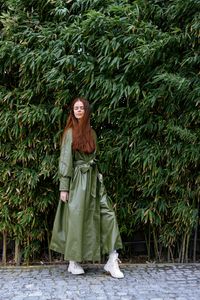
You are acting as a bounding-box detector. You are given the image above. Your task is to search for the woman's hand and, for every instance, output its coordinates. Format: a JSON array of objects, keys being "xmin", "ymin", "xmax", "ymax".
[{"xmin": 60, "ymin": 191, "xmax": 69, "ymax": 202}]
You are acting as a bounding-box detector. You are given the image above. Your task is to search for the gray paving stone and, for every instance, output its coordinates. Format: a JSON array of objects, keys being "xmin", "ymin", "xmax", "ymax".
[{"xmin": 0, "ymin": 264, "xmax": 200, "ymax": 300}]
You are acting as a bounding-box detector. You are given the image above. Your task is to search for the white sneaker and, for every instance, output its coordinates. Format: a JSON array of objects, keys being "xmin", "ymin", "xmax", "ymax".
[
  {"xmin": 68, "ymin": 261, "xmax": 85, "ymax": 275},
  {"xmin": 104, "ymin": 251, "xmax": 124, "ymax": 279}
]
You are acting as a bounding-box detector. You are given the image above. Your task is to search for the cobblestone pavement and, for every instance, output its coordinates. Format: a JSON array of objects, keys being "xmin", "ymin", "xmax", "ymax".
[{"xmin": 0, "ymin": 263, "xmax": 200, "ymax": 300}]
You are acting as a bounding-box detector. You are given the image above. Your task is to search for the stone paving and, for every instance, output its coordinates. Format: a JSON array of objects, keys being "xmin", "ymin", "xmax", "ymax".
[{"xmin": 0, "ymin": 263, "xmax": 200, "ymax": 300}]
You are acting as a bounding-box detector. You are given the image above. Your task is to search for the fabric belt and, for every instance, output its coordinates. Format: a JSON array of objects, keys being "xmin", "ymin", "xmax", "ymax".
[
  {"xmin": 74, "ymin": 159, "xmax": 97, "ymax": 198},
  {"xmin": 74, "ymin": 159, "xmax": 97, "ymax": 173}
]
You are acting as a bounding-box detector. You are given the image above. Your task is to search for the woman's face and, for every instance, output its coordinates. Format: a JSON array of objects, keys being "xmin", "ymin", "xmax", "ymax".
[{"xmin": 73, "ymin": 100, "xmax": 85, "ymax": 120}]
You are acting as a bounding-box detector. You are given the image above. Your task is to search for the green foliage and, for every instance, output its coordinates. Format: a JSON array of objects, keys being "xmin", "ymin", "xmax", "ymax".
[{"xmin": 0, "ymin": 0, "xmax": 199, "ymax": 263}]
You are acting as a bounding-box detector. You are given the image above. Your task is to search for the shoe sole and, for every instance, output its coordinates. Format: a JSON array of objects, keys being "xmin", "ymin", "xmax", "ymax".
[{"xmin": 68, "ymin": 268, "xmax": 85, "ymax": 275}]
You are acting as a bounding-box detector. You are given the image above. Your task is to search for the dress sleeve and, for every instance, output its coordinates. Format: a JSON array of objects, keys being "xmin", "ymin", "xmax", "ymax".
[{"xmin": 58, "ymin": 129, "xmax": 73, "ymax": 191}]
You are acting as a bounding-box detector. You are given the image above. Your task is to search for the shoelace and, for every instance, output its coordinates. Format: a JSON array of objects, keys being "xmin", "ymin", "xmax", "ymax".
[
  {"xmin": 113, "ymin": 254, "xmax": 121, "ymax": 263},
  {"xmin": 113, "ymin": 257, "xmax": 122, "ymax": 268},
  {"xmin": 111, "ymin": 253, "xmax": 121, "ymax": 263}
]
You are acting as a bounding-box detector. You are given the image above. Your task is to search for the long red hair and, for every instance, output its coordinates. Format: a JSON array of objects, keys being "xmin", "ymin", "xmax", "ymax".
[{"xmin": 63, "ymin": 98, "xmax": 96, "ymax": 154}]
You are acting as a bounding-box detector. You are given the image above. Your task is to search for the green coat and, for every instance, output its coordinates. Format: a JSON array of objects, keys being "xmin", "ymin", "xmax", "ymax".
[{"xmin": 50, "ymin": 128, "xmax": 122, "ymax": 262}]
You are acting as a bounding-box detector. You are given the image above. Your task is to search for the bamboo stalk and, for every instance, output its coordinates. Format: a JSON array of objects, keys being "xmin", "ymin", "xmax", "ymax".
[
  {"xmin": 178, "ymin": 241, "xmax": 181, "ymax": 263},
  {"xmin": 152, "ymin": 227, "xmax": 160, "ymax": 261},
  {"xmin": 26, "ymin": 236, "xmax": 30, "ymax": 266},
  {"xmin": 193, "ymin": 201, "xmax": 199, "ymax": 262},
  {"xmin": 185, "ymin": 232, "xmax": 190, "ymax": 263},
  {"xmin": 167, "ymin": 246, "xmax": 170, "ymax": 262},
  {"xmin": 169, "ymin": 246, "xmax": 174, "ymax": 263},
  {"xmin": 181, "ymin": 233, "xmax": 186, "ymax": 263},
  {"xmin": 148, "ymin": 224, "xmax": 151, "ymax": 260},
  {"xmin": 144, "ymin": 226, "xmax": 151, "ymax": 260},
  {"xmin": 159, "ymin": 244, "xmax": 162, "ymax": 262},
  {"xmin": 2, "ymin": 231, "xmax": 7, "ymax": 265},
  {"xmin": 14, "ymin": 239, "xmax": 21, "ymax": 266},
  {"xmin": 46, "ymin": 230, "xmax": 52, "ymax": 263}
]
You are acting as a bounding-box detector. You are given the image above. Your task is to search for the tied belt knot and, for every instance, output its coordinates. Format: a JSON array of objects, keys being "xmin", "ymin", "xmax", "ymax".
[
  {"xmin": 74, "ymin": 159, "xmax": 98, "ymax": 198},
  {"xmin": 74, "ymin": 159, "xmax": 97, "ymax": 173}
]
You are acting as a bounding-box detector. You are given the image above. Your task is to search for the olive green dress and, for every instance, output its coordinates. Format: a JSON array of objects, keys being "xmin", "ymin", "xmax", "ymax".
[{"xmin": 50, "ymin": 128, "xmax": 122, "ymax": 262}]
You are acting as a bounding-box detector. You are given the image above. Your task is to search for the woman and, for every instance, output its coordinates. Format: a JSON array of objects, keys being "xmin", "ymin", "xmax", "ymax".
[{"xmin": 50, "ymin": 97, "xmax": 124, "ymax": 278}]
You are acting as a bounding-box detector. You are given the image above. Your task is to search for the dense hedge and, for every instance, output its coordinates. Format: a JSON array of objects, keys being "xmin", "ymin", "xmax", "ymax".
[{"xmin": 0, "ymin": 0, "xmax": 200, "ymax": 264}]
